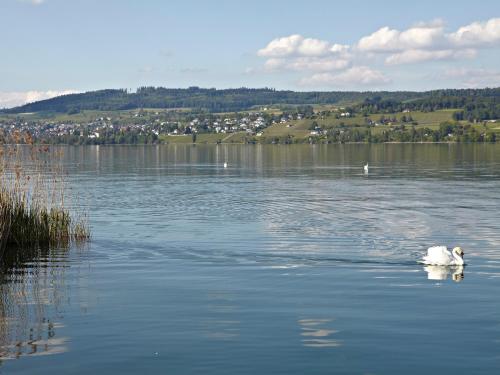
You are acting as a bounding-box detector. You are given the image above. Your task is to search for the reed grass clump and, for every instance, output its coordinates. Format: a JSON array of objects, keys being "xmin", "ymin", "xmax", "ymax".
[{"xmin": 0, "ymin": 139, "xmax": 89, "ymax": 255}]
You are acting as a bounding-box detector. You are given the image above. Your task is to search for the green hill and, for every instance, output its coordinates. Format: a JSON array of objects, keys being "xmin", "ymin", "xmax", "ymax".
[
  {"xmin": 2, "ymin": 87, "xmax": 423, "ymax": 114},
  {"xmin": 3, "ymin": 87, "xmax": 500, "ymax": 123}
]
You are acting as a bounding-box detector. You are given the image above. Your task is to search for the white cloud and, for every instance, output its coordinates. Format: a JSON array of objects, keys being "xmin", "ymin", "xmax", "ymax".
[
  {"xmin": 0, "ymin": 90, "xmax": 78, "ymax": 109},
  {"xmin": 300, "ymin": 67, "xmax": 390, "ymax": 87},
  {"xmin": 330, "ymin": 44, "xmax": 350, "ymax": 54},
  {"xmin": 288, "ymin": 57, "xmax": 350, "ymax": 71},
  {"xmin": 297, "ymin": 38, "xmax": 331, "ymax": 56},
  {"xmin": 263, "ymin": 58, "xmax": 286, "ymax": 71},
  {"xmin": 254, "ymin": 17, "xmax": 500, "ymax": 88},
  {"xmin": 357, "ymin": 23, "xmax": 445, "ymax": 52},
  {"xmin": 356, "ymin": 17, "xmax": 500, "ymax": 64},
  {"xmin": 357, "ymin": 26, "xmax": 401, "ymax": 52},
  {"xmin": 258, "ymin": 34, "xmax": 352, "ymax": 76},
  {"xmin": 258, "ymin": 34, "xmax": 337, "ymax": 57},
  {"xmin": 449, "ymin": 18, "xmax": 500, "ymax": 46},
  {"xmin": 264, "ymin": 57, "xmax": 350, "ymax": 72},
  {"xmin": 385, "ymin": 48, "xmax": 476, "ymax": 65},
  {"xmin": 258, "ymin": 34, "xmax": 304, "ymax": 57}
]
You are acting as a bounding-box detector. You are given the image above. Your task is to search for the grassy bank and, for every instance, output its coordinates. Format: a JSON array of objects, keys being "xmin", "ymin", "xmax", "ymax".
[{"xmin": 0, "ymin": 142, "xmax": 89, "ymax": 256}]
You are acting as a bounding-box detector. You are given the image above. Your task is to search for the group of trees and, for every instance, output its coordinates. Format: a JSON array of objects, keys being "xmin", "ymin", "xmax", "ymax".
[
  {"xmin": 356, "ymin": 88, "xmax": 500, "ymax": 123},
  {"xmin": 452, "ymin": 105, "xmax": 500, "ymax": 122},
  {"xmin": 330, "ymin": 122, "xmax": 497, "ymax": 143},
  {"xmin": 263, "ymin": 121, "xmax": 497, "ymax": 144},
  {"xmin": 45, "ymin": 131, "xmax": 160, "ymax": 145}
]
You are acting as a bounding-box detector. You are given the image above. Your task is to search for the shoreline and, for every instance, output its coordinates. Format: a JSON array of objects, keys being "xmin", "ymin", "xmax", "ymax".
[{"xmin": 2, "ymin": 141, "xmax": 497, "ymax": 146}]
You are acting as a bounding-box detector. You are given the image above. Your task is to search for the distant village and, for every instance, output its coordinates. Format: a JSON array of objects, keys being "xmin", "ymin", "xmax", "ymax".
[
  {"xmin": 0, "ymin": 107, "xmax": 316, "ymax": 144},
  {"xmin": 1, "ymin": 104, "xmax": 493, "ymax": 144}
]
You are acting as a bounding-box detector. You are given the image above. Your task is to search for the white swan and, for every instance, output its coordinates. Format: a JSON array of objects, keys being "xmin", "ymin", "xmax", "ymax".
[
  {"xmin": 223, "ymin": 162, "xmax": 228, "ymax": 168},
  {"xmin": 363, "ymin": 163, "xmax": 369, "ymax": 173},
  {"xmin": 422, "ymin": 246, "xmax": 465, "ymax": 266}
]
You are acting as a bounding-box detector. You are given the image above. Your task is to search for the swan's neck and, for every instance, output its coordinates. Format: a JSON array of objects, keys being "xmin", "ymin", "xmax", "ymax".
[{"xmin": 452, "ymin": 252, "xmax": 464, "ymax": 265}]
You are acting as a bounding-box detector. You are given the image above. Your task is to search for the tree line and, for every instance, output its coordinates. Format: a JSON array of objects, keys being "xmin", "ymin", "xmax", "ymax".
[
  {"xmin": 1, "ymin": 87, "xmax": 422, "ymax": 114},
  {"xmin": 357, "ymin": 88, "xmax": 500, "ymax": 122},
  {"xmin": 264, "ymin": 122, "xmax": 497, "ymax": 144}
]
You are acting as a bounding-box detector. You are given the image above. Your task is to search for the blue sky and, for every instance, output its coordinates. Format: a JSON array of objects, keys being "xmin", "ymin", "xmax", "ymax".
[{"xmin": 1, "ymin": 0, "xmax": 500, "ymax": 107}]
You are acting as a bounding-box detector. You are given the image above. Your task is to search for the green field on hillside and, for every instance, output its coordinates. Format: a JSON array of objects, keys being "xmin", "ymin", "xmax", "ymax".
[
  {"xmin": 261, "ymin": 109, "xmax": 458, "ymax": 138},
  {"xmin": 254, "ymin": 109, "xmax": 500, "ymax": 143}
]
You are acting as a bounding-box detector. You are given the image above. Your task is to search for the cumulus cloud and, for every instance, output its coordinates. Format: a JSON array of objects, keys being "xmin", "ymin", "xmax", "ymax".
[
  {"xmin": 0, "ymin": 90, "xmax": 78, "ymax": 109},
  {"xmin": 330, "ymin": 44, "xmax": 350, "ymax": 54},
  {"xmin": 255, "ymin": 17, "xmax": 500, "ymax": 88},
  {"xmin": 258, "ymin": 34, "xmax": 302, "ymax": 57},
  {"xmin": 257, "ymin": 35, "xmax": 388, "ymax": 87},
  {"xmin": 357, "ymin": 23, "xmax": 445, "ymax": 52},
  {"xmin": 297, "ymin": 38, "xmax": 331, "ymax": 56},
  {"xmin": 449, "ymin": 18, "xmax": 500, "ymax": 46},
  {"xmin": 300, "ymin": 67, "xmax": 390, "ymax": 87},
  {"xmin": 357, "ymin": 17, "xmax": 500, "ymax": 64},
  {"xmin": 385, "ymin": 48, "xmax": 476, "ymax": 65},
  {"xmin": 257, "ymin": 34, "xmax": 352, "ymax": 78},
  {"xmin": 264, "ymin": 57, "xmax": 350, "ymax": 72},
  {"xmin": 258, "ymin": 34, "xmax": 334, "ymax": 57}
]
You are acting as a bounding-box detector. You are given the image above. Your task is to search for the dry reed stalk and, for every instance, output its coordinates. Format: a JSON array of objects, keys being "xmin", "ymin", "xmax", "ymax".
[{"xmin": 0, "ymin": 140, "xmax": 89, "ymax": 256}]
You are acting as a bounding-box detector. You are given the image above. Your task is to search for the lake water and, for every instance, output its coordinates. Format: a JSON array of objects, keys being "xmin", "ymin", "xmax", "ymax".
[{"xmin": 2, "ymin": 144, "xmax": 500, "ymax": 374}]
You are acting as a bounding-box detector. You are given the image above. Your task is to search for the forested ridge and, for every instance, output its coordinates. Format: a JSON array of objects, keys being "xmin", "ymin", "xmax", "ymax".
[
  {"xmin": 3, "ymin": 87, "xmax": 500, "ymax": 122},
  {"xmin": 1, "ymin": 87, "xmax": 421, "ymax": 113},
  {"xmin": 358, "ymin": 88, "xmax": 500, "ymax": 121}
]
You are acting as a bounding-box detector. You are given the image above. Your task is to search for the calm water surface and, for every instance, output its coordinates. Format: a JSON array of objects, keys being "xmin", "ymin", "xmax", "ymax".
[{"xmin": 2, "ymin": 144, "xmax": 500, "ymax": 374}]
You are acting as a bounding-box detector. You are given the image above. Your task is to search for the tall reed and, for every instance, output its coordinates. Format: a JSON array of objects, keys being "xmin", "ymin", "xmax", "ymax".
[{"xmin": 0, "ymin": 135, "xmax": 89, "ymax": 256}]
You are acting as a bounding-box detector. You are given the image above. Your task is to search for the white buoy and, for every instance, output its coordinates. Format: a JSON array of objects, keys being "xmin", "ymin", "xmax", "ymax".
[
  {"xmin": 224, "ymin": 162, "xmax": 228, "ymax": 168},
  {"xmin": 363, "ymin": 163, "xmax": 369, "ymax": 173}
]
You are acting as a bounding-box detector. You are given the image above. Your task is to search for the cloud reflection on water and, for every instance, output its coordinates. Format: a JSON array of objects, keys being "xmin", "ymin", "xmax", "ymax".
[{"xmin": 201, "ymin": 291, "xmax": 240, "ymax": 341}]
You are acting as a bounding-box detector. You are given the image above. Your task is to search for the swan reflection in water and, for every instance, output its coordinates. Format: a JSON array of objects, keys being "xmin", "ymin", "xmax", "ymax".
[{"xmin": 424, "ymin": 265, "xmax": 464, "ymax": 282}]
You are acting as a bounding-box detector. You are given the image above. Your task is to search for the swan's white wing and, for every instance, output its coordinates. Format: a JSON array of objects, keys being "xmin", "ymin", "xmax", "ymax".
[
  {"xmin": 424, "ymin": 246, "xmax": 452, "ymax": 265},
  {"xmin": 427, "ymin": 246, "xmax": 450, "ymax": 257}
]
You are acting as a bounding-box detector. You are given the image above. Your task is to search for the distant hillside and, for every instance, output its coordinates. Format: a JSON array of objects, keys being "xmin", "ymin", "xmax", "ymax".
[
  {"xmin": 2, "ymin": 87, "xmax": 424, "ymax": 114},
  {"xmin": 2, "ymin": 86, "xmax": 500, "ymax": 115}
]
